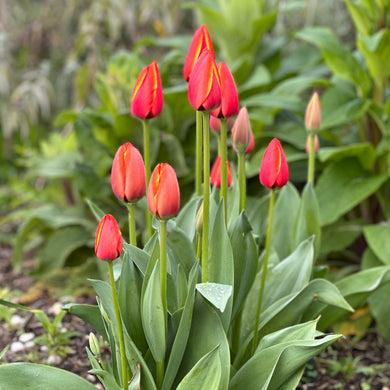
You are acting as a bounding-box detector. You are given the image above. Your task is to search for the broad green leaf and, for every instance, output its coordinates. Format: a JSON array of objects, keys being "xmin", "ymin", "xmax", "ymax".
[
  {"xmin": 271, "ymin": 183, "xmax": 300, "ymax": 260},
  {"xmin": 368, "ymin": 282, "xmax": 390, "ymax": 340},
  {"xmin": 315, "ymin": 158, "xmax": 387, "ymax": 226},
  {"xmin": 318, "ymin": 265, "xmax": 390, "ymax": 329},
  {"xmin": 176, "ymin": 346, "xmax": 221, "ymax": 390},
  {"xmin": 142, "ymin": 261, "xmax": 166, "ymax": 363},
  {"xmin": 124, "ymin": 243, "xmax": 150, "ymax": 276},
  {"xmin": 318, "ymin": 143, "xmax": 376, "ymax": 171},
  {"xmin": 208, "ymin": 201, "xmax": 234, "ymax": 329},
  {"xmin": 345, "ymin": 0, "xmax": 372, "ymax": 35},
  {"xmin": 292, "ymin": 183, "xmax": 321, "ymax": 256},
  {"xmin": 230, "ymin": 212, "xmax": 258, "ymax": 321},
  {"xmin": 296, "ymin": 27, "xmax": 371, "ymax": 96},
  {"xmin": 162, "ymin": 265, "xmax": 199, "ymax": 390},
  {"xmin": 363, "ymin": 223, "xmax": 390, "ymax": 264},
  {"xmin": 0, "ymin": 363, "xmax": 97, "ymax": 390},
  {"xmin": 239, "ymin": 65, "xmax": 271, "ymax": 92},
  {"xmin": 196, "ymin": 283, "xmax": 233, "ymax": 312},
  {"xmin": 230, "ymin": 335, "xmax": 340, "ymax": 390},
  {"xmin": 246, "ymin": 193, "xmax": 270, "ymax": 242},
  {"xmin": 241, "ymin": 92, "xmax": 304, "ymax": 112},
  {"xmin": 176, "ymin": 295, "xmax": 230, "ymax": 390},
  {"xmin": 176, "ymin": 197, "xmax": 202, "ymax": 242},
  {"xmin": 85, "ymin": 198, "xmax": 106, "ymax": 221}
]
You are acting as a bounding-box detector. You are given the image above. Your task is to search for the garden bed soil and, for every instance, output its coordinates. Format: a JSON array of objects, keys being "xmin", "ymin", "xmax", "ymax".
[{"xmin": 1, "ymin": 244, "xmax": 390, "ymax": 389}]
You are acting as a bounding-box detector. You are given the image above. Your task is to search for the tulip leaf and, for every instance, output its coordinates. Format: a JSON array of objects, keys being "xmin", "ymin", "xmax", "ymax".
[
  {"xmin": 85, "ymin": 198, "xmax": 106, "ymax": 221},
  {"xmin": 292, "ymin": 183, "xmax": 321, "ymax": 255},
  {"xmin": 124, "ymin": 243, "xmax": 150, "ymax": 276},
  {"xmin": 176, "ymin": 197, "xmax": 202, "ymax": 242},
  {"xmin": 315, "ymin": 158, "xmax": 387, "ymax": 226},
  {"xmin": 176, "ymin": 295, "xmax": 230, "ymax": 390},
  {"xmin": 363, "ymin": 223, "xmax": 390, "ymax": 265},
  {"xmin": 0, "ymin": 363, "xmax": 98, "ymax": 390},
  {"xmin": 87, "ymin": 349, "xmax": 121, "ymax": 390},
  {"xmin": 196, "ymin": 283, "xmax": 233, "ymax": 313},
  {"xmin": 128, "ymin": 364, "xmax": 141, "ymax": 390},
  {"xmin": 230, "ymin": 212, "xmax": 258, "ymax": 321},
  {"xmin": 271, "ymin": 182, "xmax": 300, "ymax": 260},
  {"xmin": 162, "ymin": 265, "xmax": 199, "ymax": 390},
  {"xmin": 176, "ymin": 345, "xmax": 221, "ymax": 390}
]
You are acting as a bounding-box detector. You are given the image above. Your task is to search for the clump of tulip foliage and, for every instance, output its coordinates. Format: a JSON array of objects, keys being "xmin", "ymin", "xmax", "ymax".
[{"xmin": 4, "ymin": 24, "xmax": 390, "ymax": 390}]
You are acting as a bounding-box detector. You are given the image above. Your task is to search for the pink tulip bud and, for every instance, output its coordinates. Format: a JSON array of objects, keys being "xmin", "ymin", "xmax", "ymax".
[{"xmin": 305, "ymin": 92, "xmax": 321, "ymax": 131}]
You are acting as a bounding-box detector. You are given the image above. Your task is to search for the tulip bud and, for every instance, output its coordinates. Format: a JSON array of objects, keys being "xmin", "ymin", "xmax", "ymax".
[
  {"xmin": 89, "ymin": 333, "xmax": 101, "ymax": 357},
  {"xmin": 210, "ymin": 155, "xmax": 232, "ymax": 188},
  {"xmin": 130, "ymin": 61, "xmax": 163, "ymax": 120},
  {"xmin": 111, "ymin": 143, "xmax": 146, "ymax": 203},
  {"xmin": 95, "ymin": 214, "xmax": 123, "ymax": 261},
  {"xmin": 305, "ymin": 92, "xmax": 321, "ymax": 131},
  {"xmin": 259, "ymin": 138, "xmax": 289, "ymax": 189},
  {"xmin": 231, "ymin": 107, "xmax": 253, "ymax": 154},
  {"xmin": 147, "ymin": 163, "xmax": 180, "ymax": 220},
  {"xmin": 195, "ymin": 202, "xmax": 204, "ymax": 234},
  {"xmin": 188, "ymin": 49, "xmax": 221, "ymax": 112},
  {"xmin": 210, "ymin": 62, "xmax": 239, "ymax": 119},
  {"xmin": 183, "ymin": 25, "xmax": 215, "ymax": 82},
  {"xmin": 305, "ymin": 134, "xmax": 320, "ymax": 154},
  {"xmin": 210, "ymin": 115, "xmax": 234, "ymax": 134}
]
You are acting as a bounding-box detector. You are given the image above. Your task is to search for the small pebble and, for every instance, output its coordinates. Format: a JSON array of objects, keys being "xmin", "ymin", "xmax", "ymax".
[
  {"xmin": 10, "ymin": 314, "xmax": 24, "ymax": 326},
  {"xmin": 24, "ymin": 341, "xmax": 35, "ymax": 349},
  {"xmin": 40, "ymin": 345, "xmax": 49, "ymax": 353},
  {"xmin": 46, "ymin": 355, "xmax": 61, "ymax": 365},
  {"xmin": 19, "ymin": 332, "xmax": 34, "ymax": 343},
  {"xmin": 95, "ymin": 384, "xmax": 104, "ymax": 390},
  {"xmin": 86, "ymin": 374, "xmax": 96, "ymax": 383},
  {"xmin": 49, "ymin": 302, "xmax": 63, "ymax": 316},
  {"xmin": 10, "ymin": 341, "xmax": 24, "ymax": 352}
]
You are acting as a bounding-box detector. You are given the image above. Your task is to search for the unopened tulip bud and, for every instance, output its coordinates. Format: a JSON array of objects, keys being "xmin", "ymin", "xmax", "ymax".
[
  {"xmin": 305, "ymin": 134, "xmax": 320, "ymax": 154},
  {"xmin": 305, "ymin": 92, "xmax": 321, "ymax": 131},
  {"xmin": 131, "ymin": 61, "xmax": 163, "ymax": 120},
  {"xmin": 259, "ymin": 138, "xmax": 289, "ymax": 189},
  {"xmin": 231, "ymin": 107, "xmax": 253, "ymax": 154},
  {"xmin": 89, "ymin": 333, "xmax": 101, "ymax": 357},
  {"xmin": 210, "ymin": 155, "xmax": 232, "ymax": 188},
  {"xmin": 147, "ymin": 163, "xmax": 180, "ymax": 220},
  {"xmin": 196, "ymin": 202, "xmax": 204, "ymax": 234},
  {"xmin": 95, "ymin": 214, "xmax": 123, "ymax": 261}
]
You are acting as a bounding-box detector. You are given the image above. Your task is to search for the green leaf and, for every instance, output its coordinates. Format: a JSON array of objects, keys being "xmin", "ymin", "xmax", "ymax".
[
  {"xmin": 315, "ymin": 158, "xmax": 387, "ymax": 226},
  {"xmin": 363, "ymin": 223, "xmax": 390, "ymax": 264},
  {"xmin": 87, "ymin": 349, "xmax": 121, "ymax": 390},
  {"xmin": 296, "ymin": 27, "xmax": 371, "ymax": 96},
  {"xmin": 368, "ymin": 282, "xmax": 390, "ymax": 340},
  {"xmin": 85, "ymin": 198, "xmax": 106, "ymax": 222},
  {"xmin": 196, "ymin": 283, "xmax": 233, "ymax": 312},
  {"xmin": 176, "ymin": 197, "xmax": 202, "ymax": 243},
  {"xmin": 0, "ymin": 363, "xmax": 97, "ymax": 390},
  {"xmin": 128, "ymin": 364, "xmax": 141, "ymax": 390},
  {"xmin": 345, "ymin": 0, "xmax": 372, "ymax": 35},
  {"xmin": 292, "ymin": 183, "xmax": 321, "ymax": 255},
  {"xmin": 176, "ymin": 345, "xmax": 221, "ymax": 390},
  {"xmin": 142, "ymin": 261, "xmax": 166, "ymax": 363}
]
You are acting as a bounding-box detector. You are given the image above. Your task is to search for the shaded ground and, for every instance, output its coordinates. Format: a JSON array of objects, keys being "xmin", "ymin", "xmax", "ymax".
[{"xmin": 1, "ymin": 243, "xmax": 390, "ymax": 389}]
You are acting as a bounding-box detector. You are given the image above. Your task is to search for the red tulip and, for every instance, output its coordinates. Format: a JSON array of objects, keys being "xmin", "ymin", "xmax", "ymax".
[
  {"xmin": 259, "ymin": 138, "xmax": 289, "ymax": 189},
  {"xmin": 188, "ymin": 49, "xmax": 221, "ymax": 112},
  {"xmin": 183, "ymin": 25, "xmax": 214, "ymax": 82},
  {"xmin": 305, "ymin": 92, "xmax": 321, "ymax": 131},
  {"xmin": 211, "ymin": 62, "xmax": 239, "ymax": 119},
  {"xmin": 148, "ymin": 163, "xmax": 180, "ymax": 220},
  {"xmin": 210, "ymin": 155, "xmax": 232, "ymax": 188},
  {"xmin": 95, "ymin": 214, "xmax": 123, "ymax": 261},
  {"xmin": 130, "ymin": 61, "xmax": 163, "ymax": 119},
  {"xmin": 231, "ymin": 107, "xmax": 253, "ymax": 154},
  {"xmin": 111, "ymin": 143, "xmax": 146, "ymax": 203}
]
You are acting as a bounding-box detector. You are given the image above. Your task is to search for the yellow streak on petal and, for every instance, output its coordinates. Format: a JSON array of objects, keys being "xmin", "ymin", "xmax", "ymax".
[{"xmin": 131, "ymin": 69, "xmax": 148, "ymax": 101}]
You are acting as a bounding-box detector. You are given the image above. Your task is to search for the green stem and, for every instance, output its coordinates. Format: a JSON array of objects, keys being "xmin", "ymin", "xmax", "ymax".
[
  {"xmin": 108, "ymin": 262, "xmax": 128, "ymax": 390},
  {"xmin": 202, "ymin": 111, "xmax": 210, "ymax": 283},
  {"xmin": 196, "ymin": 232, "xmax": 202, "ymax": 262},
  {"xmin": 307, "ymin": 132, "xmax": 316, "ymax": 184},
  {"xmin": 127, "ymin": 203, "xmax": 137, "ymax": 246},
  {"xmin": 220, "ymin": 118, "xmax": 228, "ymax": 225},
  {"xmin": 252, "ymin": 189, "xmax": 276, "ymax": 354},
  {"xmin": 156, "ymin": 361, "xmax": 164, "ymax": 390},
  {"xmin": 196, "ymin": 110, "xmax": 203, "ymax": 197},
  {"xmin": 238, "ymin": 152, "xmax": 246, "ymax": 212},
  {"xmin": 143, "ymin": 120, "xmax": 153, "ymax": 239}
]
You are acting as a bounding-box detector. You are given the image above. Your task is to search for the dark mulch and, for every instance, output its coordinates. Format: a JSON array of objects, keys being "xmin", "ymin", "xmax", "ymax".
[{"xmin": 1, "ymin": 243, "xmax": 390, "ymax": 389}]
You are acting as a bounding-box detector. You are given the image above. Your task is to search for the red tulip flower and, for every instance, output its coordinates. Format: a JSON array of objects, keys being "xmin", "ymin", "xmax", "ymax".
[
  {"xmin": 259, "ymin": 138, "xmax": 289, "ymax": 189},
  {"xmin": 183, "ymin": 25, "xmax": 214, "ymax": 82},
  {"xmin": 148, "ymin": 163, "xmax": 180, "ymax": 220},
  {"xmin": 231, "ymin": 107, "xmax": 253, "ymax": 154},
  {"xmin": 210, "ymin": 155, "xmax": 232, "ymax": 188},
  {"xmin": 95, "ymin": 214, "xmax": 123, "ymax": 261},
  {"xmin": 130, "ymin": 61, "xmax": 163, "ymax": 120},
  {"xmin": 111, "ymin": 143, "xmax": 146, "ymax": 203},
  {"xmin": 211, "ymin": 62, "xmax": 239, "ymax": 119},
  {"xmin": 188, "ymin": 49, "xmax": 221, "ymax": 112}
]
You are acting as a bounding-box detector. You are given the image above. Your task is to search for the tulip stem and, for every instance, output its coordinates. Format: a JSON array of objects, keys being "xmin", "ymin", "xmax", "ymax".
[
  {"xmin": 202, "ymin": 111, "xmax": 210, "ymax": 283},
  {"xmin": 196, "ymin": 110, "xmax": 203, "ymax": 197},
  {"xmin": 143, "ymin": 120, "xmax": 153, "ymax": 239},
  {"xmin": 307, "ymin": 132, "xmax": 316, "ymax": 184},
  {"xmin": 220, "ymin": 118, "xmax": 228, "ymax": 225},
  {"xmin": 238, "ymin": 152, "xmax": 246, "ymax": 212},
  {"xmin": 127, "ymin": 203, "xmax": 137, "ymax": 246},
  {"xmin": 252, "ymin": 188, "xmax": 275, "ymax": 354},
  {"xmin": 108, "ymin": 261, "xmax": 128, "ymax": 390}
]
